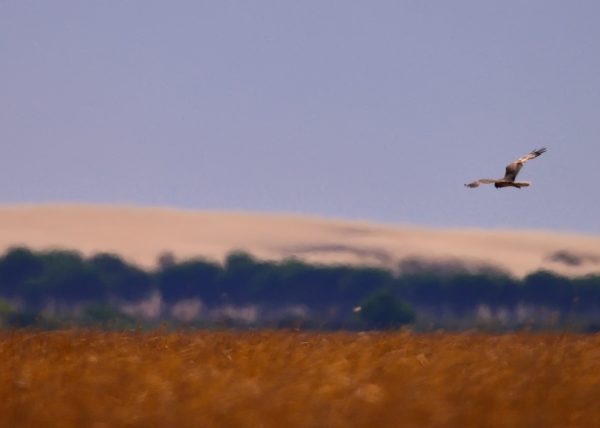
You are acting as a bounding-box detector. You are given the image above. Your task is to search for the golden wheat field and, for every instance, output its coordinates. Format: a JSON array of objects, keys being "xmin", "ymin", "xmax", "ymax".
[{"xmin": 2, "ymin": 330, "xmax": 600, "ymax": 428}]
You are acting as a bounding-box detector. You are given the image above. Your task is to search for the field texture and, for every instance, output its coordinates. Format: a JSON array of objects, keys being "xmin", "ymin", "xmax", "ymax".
[{"xmin": 2, "ymin": 330, "xmax": 600, "ymax": 427}]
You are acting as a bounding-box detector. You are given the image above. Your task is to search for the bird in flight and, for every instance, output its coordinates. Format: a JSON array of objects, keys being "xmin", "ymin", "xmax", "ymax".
[{"xmin": 465, "ymin": 147, "xmax": 547, "ymax": 189}]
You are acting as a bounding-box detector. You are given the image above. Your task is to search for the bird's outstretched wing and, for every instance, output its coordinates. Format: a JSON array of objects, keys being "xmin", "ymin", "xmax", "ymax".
[
  {"xmin": 464, "ymin": 179, "xmax": 498, "ymax": 188},
  {"xmin": 503, "ymin": 147, "xmax": 547, "ymax": 182},
  {"xmin": 515, "ymin": 147, "xmax": 547, "ymax": 165}
]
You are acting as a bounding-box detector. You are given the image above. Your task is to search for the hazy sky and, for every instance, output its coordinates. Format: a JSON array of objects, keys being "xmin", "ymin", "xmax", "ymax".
[{"xmin": 2, "ymin": 2, "xmax": 599, "ymax": 234}]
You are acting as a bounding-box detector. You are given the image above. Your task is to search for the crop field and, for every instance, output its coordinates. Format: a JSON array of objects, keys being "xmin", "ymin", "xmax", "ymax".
[{"xmin": 2, "ymin": 330, "xmax": 600, "ymax": 427}]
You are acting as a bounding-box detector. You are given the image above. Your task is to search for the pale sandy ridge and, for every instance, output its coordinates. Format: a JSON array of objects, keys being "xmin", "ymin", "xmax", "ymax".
[{"xmin": 1, "ymin": 204, "xmax": 599, "ymax": 277}]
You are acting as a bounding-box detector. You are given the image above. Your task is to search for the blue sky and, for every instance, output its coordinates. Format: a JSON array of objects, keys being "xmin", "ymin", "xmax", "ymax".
[{"xmin": 2, "ymin": 2, "xmax": 599, "ymax": 234}]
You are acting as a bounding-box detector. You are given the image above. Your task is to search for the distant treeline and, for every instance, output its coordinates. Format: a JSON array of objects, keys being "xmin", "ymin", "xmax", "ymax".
[{"xmin": 1, "ymin": 247, "xmax": 600, "ymax": 330}]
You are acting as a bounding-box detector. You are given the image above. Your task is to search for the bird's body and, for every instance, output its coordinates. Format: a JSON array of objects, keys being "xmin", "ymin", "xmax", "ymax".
[{"xmin": 465, "ymin": 148, "xmax": 547, "ymax": 189}]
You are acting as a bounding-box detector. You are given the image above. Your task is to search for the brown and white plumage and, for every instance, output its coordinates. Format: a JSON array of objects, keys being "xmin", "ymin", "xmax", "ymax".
[{"xmin": 465, "ymin": 148, "xmax": 547, "ymax": 189}]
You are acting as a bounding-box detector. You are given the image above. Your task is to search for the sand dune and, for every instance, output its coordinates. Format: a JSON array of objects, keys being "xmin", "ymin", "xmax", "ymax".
[{"xmin": 1, "ymin": 204, "xmax": 599, "ymax": 277}]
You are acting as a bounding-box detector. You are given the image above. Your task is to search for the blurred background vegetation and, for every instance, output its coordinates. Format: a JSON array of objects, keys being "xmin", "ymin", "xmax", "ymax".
[{"xmin": 0, "ymin": 246, "xmax": 599, "ymax": 331}]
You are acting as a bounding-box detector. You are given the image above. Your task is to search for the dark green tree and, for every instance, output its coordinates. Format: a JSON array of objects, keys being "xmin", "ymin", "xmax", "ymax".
[
  {"xmin": 158, "ymin": 258, "xmax": 221, "ymax": 304},
  {"xmin": 359, "ymin": 289, "xmax": 415, "ymax": 328},
  {"xmin": 23, "ymin": 250, "xmax": 106, "ymax": 304},
  {"xmin": 90, "ymin": 253, "xmax": 154, "ymax": 301},
  {"xmin": 0, "ymin": 247, "xmax": 44, "ymax": 297},
  {"xmin": 524, "ymin": 270, "xmax": 573, "ymax": 311}
]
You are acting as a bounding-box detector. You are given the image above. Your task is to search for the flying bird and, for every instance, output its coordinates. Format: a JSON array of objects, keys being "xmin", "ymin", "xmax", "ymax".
[{"xmin": 465, "ymin": 147, "xmax": 547, "ymax": 189}]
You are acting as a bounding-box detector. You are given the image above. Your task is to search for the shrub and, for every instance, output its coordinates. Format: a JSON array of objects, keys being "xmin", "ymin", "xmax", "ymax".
[{"xmin": 359, "ymin": 289, "xmax": 415, "ymax": 328}]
